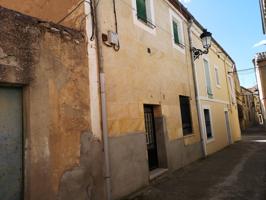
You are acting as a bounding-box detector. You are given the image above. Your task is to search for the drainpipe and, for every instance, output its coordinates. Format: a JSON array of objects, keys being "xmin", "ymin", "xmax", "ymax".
[
  {"xmin": 93, "ymin": 1, "xmax": 112, "ymax": 199},
  {"xmin": 188, "ymin": 20, "xmax": 207, "ymax": 157}
]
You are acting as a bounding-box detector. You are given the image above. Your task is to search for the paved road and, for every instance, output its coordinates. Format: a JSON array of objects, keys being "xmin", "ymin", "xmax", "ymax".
[{"xmin": 128, "ymin": 127, "xmax": 266, "ymax": 200}]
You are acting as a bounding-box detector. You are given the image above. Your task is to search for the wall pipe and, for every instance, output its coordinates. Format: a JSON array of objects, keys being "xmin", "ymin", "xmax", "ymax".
[
  {"xmin": 188, "ymin": 20, "xmax": 207, "ymax": 157},
  {"xmin": 93, "ymin": 0, "xmax": 112, "ymax": 199}
]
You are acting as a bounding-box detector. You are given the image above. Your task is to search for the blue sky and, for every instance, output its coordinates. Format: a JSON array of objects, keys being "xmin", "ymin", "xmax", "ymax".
[{"xmin": 181, "ymin": 0, "xmax": 266, "ymax": 88}]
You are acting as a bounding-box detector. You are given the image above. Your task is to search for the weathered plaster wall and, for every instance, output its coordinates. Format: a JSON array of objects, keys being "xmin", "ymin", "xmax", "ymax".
[
  {"xmin": 0, "ymin": 7, "xmax": 104, "ymax": 200},
  {"xmin": 96, "ymin": 0, "xmax": 202, "ymax": 199},
  {"xmin": 99, "ymin": 0, "xmax": 200, "ymax": 144},
  {"xmin": 0, "ymin": 0, "xmax": 85, "ymax": 29}
]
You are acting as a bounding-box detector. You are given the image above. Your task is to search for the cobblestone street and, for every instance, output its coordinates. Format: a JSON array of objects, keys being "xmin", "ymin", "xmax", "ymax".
[{"xmin": 127, "ymin": 127, "xmax": 266, "ymax": 200}]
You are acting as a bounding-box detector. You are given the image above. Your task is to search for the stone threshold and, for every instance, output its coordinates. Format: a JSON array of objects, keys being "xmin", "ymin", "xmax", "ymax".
[{"xmin": 149, "ymin": 168, "xmax": 168, "ymax": 181}]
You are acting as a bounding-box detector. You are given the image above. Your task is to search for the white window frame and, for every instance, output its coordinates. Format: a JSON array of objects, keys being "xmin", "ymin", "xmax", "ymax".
[
  {"xmin": 169, "ymin": 9, "xmax": 185, "ymax": 54},
  {"xmin": 132, "ymin": 0, "xmax": 156, "ymax": 35},
  {"xmin": 214, "ymin": 65, "xmax": 221, "ymax": 88},
  {"xmin": 202, "ymin": 105, "xmax": 215, "ymax": 143}
]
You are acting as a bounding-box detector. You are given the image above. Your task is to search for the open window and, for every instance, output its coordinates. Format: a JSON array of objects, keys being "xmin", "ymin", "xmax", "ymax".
[
  {"xmin": 169, "ymin": 9, "xmax": 185, "ymax": 53},
  {"xmin": 133, "ymin": 0, "xmax": 156, "ymax": 34}
]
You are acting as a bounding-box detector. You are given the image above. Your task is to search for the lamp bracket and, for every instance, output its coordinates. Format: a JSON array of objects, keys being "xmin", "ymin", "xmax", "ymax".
[{"xmin": 192, "ymin": 47, "xmax": 209, "ymax": 61}]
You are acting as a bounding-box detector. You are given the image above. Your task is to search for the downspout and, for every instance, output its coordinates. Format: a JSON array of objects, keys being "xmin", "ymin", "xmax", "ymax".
[
  {"xmin": 188, "ymin": 20, "xmax": 207, "ymax": 157},
  {"xmin": 93, "ymin": 1, "xmax": 112, "ymax": 199}
]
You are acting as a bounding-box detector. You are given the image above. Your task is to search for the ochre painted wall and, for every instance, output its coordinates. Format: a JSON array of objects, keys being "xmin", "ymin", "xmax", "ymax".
[
  {"xmin": 0, "ymin": 0, "xmax": 85, "ymax": 29},
  {"xmin": 97, "ymin": 0, "xmax": 201, "ymax": 144},
  {"xmin": 0, "ymin": 8, "xmax": 104, "ymax": 200}
]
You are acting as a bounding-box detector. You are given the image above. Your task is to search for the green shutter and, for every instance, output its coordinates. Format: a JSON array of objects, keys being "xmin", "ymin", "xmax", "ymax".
[
  {"xmin": 136, "ymin": 0, "xmax": 147, "ymax": 21},
  {"xmin": 173, "ymin": 20, "xmax": 180, "ymax": 44}
]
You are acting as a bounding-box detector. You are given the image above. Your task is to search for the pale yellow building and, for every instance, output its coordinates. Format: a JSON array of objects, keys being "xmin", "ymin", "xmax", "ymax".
[
  {"xmin": 253, "ymin": 53, "xmax": 266, "ymax": 128},
  {"xmin": 191, "ymin": 22, "xmax": 241, "ymax": 155}
]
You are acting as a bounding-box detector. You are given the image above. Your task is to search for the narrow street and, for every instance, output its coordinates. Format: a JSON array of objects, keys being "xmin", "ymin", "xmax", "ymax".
[{"xmin": 128, "ymin": 127, "xmax": 266, "ymax": 200}]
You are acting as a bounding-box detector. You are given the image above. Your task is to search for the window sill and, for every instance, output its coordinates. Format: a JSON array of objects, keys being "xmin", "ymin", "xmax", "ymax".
[
  {"xmin": 137, "ymin": 17, "xmax": 156, "ymax": 29},
  {"xmin": 173, "ymin": 42, "xmax": 185, "ymax": 54},
  {"xmin": 133, "ymin": 15, "xmax": 156, "ymax": 35},
  {"xmin": 149, "ymin": 168, "xmax": 168, "ymax": 181},
  {"xmin": 216, "ymin": 85, "xmax": 221, "ymax": 89},
  {"xmin": 208, "ymin": 94, "xmax": 214, "ymax": 99},
  {"xmin": 206, "ymin": 137, "xmax": 215, "ymax": 144},
  {"xmin": 183, "ymin": 133, "xmax": 196, "ymax": 138}
]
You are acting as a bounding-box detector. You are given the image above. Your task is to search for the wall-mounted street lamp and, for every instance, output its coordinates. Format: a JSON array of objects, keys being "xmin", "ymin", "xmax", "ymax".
[{"xmin": 192, "ymin": 29, "xmax": 212, "ymax": 61}]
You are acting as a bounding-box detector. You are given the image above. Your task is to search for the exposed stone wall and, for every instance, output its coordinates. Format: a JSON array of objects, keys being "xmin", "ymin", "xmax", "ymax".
[{"xmin": 0, "ymin": 7, "xmax": 104, "ymax": 200}]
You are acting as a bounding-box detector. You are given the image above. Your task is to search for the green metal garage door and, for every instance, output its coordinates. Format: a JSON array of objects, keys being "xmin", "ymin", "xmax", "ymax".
[{"xmin": 0, "ymin": 87, "xmax": 23, "ymax": 200}]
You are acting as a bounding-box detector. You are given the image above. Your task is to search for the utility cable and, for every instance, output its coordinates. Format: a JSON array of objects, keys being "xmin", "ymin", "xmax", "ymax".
[{"xmin": 57, "ymin": 0, "xmax": 88, "ymax": 24}]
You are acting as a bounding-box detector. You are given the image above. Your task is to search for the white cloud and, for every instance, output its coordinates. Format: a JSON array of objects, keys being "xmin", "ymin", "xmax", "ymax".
[{"xmin": 253, "ymin": 40, "xmax": 266, "ymax": 47}]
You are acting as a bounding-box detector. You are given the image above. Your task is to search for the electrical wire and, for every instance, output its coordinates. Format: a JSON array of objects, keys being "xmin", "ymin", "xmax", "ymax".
[
  {"xmin": 229, "ymin": 65, "xmax": 266, "ymax": 74},
  {"xmin": 57, "ymin": 0, "xmax": 88, "ymax": 24}
]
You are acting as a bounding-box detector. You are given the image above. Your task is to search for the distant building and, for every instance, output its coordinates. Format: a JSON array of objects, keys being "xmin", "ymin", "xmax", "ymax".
[
  {"xmin": 240, "ymin": 86, "xmax": 262, "ymax": 130},
  {"xmin": 253, "ymin": 53, "xmax": 266, "ymax": 129}
]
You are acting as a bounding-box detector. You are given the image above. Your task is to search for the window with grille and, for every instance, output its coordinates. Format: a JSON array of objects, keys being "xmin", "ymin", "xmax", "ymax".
[{"xmin": 179, "ymin": 96, "xmax": 193, "ymax": 135}]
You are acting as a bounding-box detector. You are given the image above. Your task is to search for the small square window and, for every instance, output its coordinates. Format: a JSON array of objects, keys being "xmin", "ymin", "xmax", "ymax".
[
  {"xmin": 169, "ymin": 9, "xmax": 185, "ymax": 53},
  {"xmin": 179, "ymin": 96, "xmax": 193, "ymax": 135},
  {"xmin": 133, "ymin": 0, "xmax": 156, "ymax": 34},
  {"xmin": 136, "ymin": 0, "xmax": 155, "ymax": 28}
]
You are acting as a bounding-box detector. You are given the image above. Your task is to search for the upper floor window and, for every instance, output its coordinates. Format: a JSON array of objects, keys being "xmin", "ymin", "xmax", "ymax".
[
  {"xmin": 214, "ymin": 65, "xmax": 221, "ymax": 88},
  {"xmin": 203, "ymin": 59, "xmax": 213, "ymax": 98},
  {"xmin": 132, "ymin": 0, "xmax": 156, "ymax": 34},
  {"xmin": 169, "ymin": 9, "xmax": 185, "ymax": 53}
]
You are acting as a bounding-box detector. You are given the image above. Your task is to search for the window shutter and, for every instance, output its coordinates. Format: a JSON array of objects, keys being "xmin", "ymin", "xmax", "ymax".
[
  {"xmin": 136, "ymin": 0, "xmax": 147, "ymax": 21},
  {"xmin": 204, "ymin": 59, "xmax": 212, "ymax": 97},
  {"xmin": 173, "ymin": 20, "xmax": 180, "ymax": 44}
]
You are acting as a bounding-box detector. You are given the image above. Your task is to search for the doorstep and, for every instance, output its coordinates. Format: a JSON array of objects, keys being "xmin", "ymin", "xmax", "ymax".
[{"xmin": 149, "ymin": 168, "xmax": 168, "ymax": 181}]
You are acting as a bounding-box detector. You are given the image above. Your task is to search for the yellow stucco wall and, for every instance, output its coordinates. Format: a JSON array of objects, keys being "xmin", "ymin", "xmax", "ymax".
[
  {"xmin": 0, "ymin": 0, "xmax": 85, "ymax": 29},
  {"xmin": 97, "ymin": 0, "xmax": 201, "ymax": 144}
]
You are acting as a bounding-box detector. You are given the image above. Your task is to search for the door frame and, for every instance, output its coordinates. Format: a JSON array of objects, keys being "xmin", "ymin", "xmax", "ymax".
[
  {"xmin": 144, "ymin": 105, "xmax": 159, "ymax": 171},
  {"xmin": 0, "ymin": 85, "xmax": 25, "ymax": 199}
]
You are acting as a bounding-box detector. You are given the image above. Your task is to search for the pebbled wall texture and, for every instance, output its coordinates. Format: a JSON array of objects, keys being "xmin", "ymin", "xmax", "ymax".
[{"xmin": 0, "ymin": 7, "xmax": 104, "ymax": 200}]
